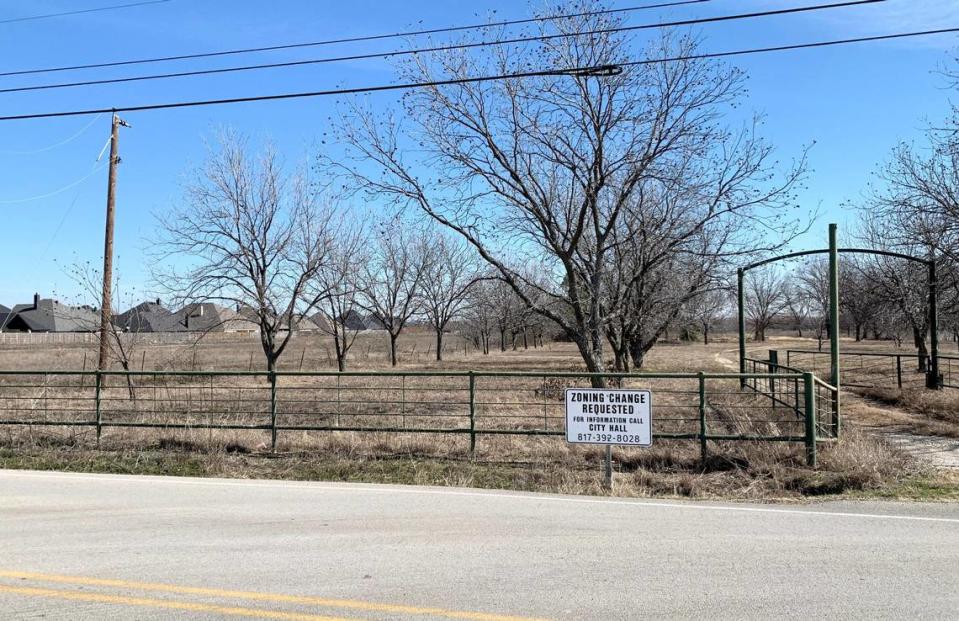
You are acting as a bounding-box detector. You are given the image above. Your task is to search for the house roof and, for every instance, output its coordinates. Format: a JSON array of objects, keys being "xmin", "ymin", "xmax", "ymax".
[
  {"xmin": 4, "ymin": 299, "xmax": 99, "ymax": 332},
  {"xmin": 308, "ymin": 313, "xmax": 334, "ymax": 332},
  {"xmin": 161, "ymin": 303, "xmax": 256, "ymax": 332},
  {"xmin": 364, "ymin": 313, "xmax": 389, "ymax": 330},
  {"xmin": 235, "ymin": 306, "xmax": 318, "ymax": 331},
  {"xmin": 115, "ymin": 301, "xmax": 172, "ymax": 333},
  {"xmin": 339, "ymin": 309, "xmax": 368, "ymax": 331}
]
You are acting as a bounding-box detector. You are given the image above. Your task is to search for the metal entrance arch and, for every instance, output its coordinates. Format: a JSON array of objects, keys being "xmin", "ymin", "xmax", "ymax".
[{"xmin": 736, "ymin": 224, "xmax": 942, "ymax": 431}]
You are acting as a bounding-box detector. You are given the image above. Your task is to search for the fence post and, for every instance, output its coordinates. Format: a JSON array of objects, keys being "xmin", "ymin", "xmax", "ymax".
[
  {"xmin": 768, "ymin": 349, "xmax": 779, "ymax": 408},
  {"xmin": 793, "ymin": 376, "xmax": 800, "ymax": 413},
  {"xmin": 828, "ymin": 223, "xmax": 841, "ymax": 399},
  {"xmin": 738, "ymin": 267, "xmax": 746, "ymax": 389},
  {"xmin": 94, "ymin": 371, "xmax": 102, "ymax": 446},
  {"xmin": 928, "ymin": 257, "xmax": 941, "ymax": 389},
  {"xmin": 269, "ymin": 371, "xmax": 277, "ymax": 452},
  {"xmin": 896, "ymin": 355, "xmax": 903, "ymax": 390},
  {"xmin": 803, "ymin": 372, "xmax": 817, "ymax": 467},
  {"xmin": 698, "ymin": 372, "xmax": 707, "ymax": 464},
  {"xmin": 468, "ymin": 372, "xmax": 476, "ymax": 457}
]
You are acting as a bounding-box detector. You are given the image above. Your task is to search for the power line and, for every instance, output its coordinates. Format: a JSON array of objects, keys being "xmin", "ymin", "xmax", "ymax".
[
  {"xmin": 0, "ymin": 0, "xmax": 885, "ymax": 95},
  {"xmin": 0, "ymin": 113, "xmax": 103, "ymax": 155},
  {"xmin": 0, "ymin": 0, "xmax": 709, "ymax": 78},
  {"xmin": 2, "ymin": 25, "xmax": 955, "ymax": 123},
  {"xmin": 0, "ymin": 162, "xmax": 106, "ymax": 203},
  {"xmin": 0, "ymin": 0, "xmax": 171, "ymax": 25},
  {"xmin": 40, "ymin": 161, "xmax": 102, "ymax": 258}
]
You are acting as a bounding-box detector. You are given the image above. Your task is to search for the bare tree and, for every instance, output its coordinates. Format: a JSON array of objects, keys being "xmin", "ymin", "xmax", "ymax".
[
  {"xmin": 797, "ymin": 258, "xmax": 830, "ymax": 350},
  {"xmin": 489, "ymin": 279, "xmax": 522, "ymax": 352},
  {"xmin": 420, "ymin": 232, "xmax": 480, "ymax": 361},
  {"xmin": 745, "ymin": 271, "xmax": 787, "ymax": 343},
  {"xmin": 866, "ymin": 128, "xmax": 959, "ymax": 263},
  {"xmin": 462, "ymin": 279, "xmax": 497, "ymax": 355},
  {"xmin": 358, "ymin": 223, "xmax": 429, "ymax": 366},
  {"xmin": 690, "ymin": 288, "xmax": 729, "ymax": 346},
  {"xmin": 312, "ymin": 215, "xmax": 368, "ymax": 371},
  {"xmin": 858, "ymin": 107, "xmax": 959, "ymax": 366},
  {"xmin": 784, "ymin": 282, "xmax": 811, "ymax": 338},
  {"xmin": 839, "ymin": 261, "xmax": 883, "ymax": 342},
  {"xmin": 155, "ymin": 132, "xmax": 332, "ymax": 372},
  {"xmin": 62, "ymin": 262, "xmax": 142, "ymax": 397},
  {"xmin": 331, "ymin": 8, "xmax": 806, "ymax": 382},
  {"xmin": 854, "ymin": 227, "xmax": 932, "ymax": 370}
]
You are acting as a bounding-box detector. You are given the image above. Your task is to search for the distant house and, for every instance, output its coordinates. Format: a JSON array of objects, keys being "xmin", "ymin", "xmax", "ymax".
[
  {"xmin": 0, "ymin": 304, "xmax": 11, "ymax": 331},
  {"xmin": 364, "ymin": 313, "xmax": 389, "ymax": 330},
  {"xmin": 162, "ymin": 303, "xmax": 256, "ymax": 333},
  {"xmin": 339, "ymin": 309, "xmax": 369, "ymax": 331},
  {"xmin": 114, "ymin": 299, "xmax": 172, "ymax": 333},
  {"xmin": 2, "ymin": 294, "xmax": 99, "ymax": 333},
  {"xmin": 308, "ymin": 313, "xmax": 334, "ymax": 333},
  {"xmin": 234, "ymin": 305, "xmax": 319, "ymax": 333},
  {"xmin": 288, "ymin": 313, "xmax": 320, "ymax": 332}
]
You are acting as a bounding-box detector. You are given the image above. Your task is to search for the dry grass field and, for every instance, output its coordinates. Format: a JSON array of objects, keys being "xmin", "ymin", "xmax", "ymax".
[{"xmin": 0, "ymin": 329, "xmax": 955, "ymax": 501}]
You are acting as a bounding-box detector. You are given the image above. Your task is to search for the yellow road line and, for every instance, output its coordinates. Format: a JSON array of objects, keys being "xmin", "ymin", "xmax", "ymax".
[
  {"xmin": 0, "ymin": 570, "xmax": 551, "ymax": 621},
  {"xmin": 0, "ymin": 584, "xmax": 359, "ymax": 621}
]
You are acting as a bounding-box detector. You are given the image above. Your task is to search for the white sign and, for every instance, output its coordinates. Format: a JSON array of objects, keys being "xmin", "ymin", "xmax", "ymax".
[{"xmin": 565, "ymin": 388, "xmax": 651, "ymax": 446}]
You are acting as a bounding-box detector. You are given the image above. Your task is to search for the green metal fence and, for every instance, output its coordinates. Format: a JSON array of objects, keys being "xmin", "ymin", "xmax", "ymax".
[
  {"xmin": 784, "ymin": 349, "xmax": 959, "ymax": 390},
  {"xmin": 743, "ymin": 356, "xmax": 839, "ymax": 440},
  {"xmin": 0, "ymin": 369, "xmax": 831, "ymax": 465}
]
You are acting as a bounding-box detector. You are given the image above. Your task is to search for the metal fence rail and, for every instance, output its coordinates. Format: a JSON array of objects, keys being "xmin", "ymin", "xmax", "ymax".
[
  {"xmin": 784, "ymin": 349, "xmax": 959, "ymax": 390},
  {"xmin": 0, "ymin": 369, "xmax": 829, "ymax": 465},
  {"xmin": 743, "ymin": 357, "xmax": 839, "ymax": 439}
]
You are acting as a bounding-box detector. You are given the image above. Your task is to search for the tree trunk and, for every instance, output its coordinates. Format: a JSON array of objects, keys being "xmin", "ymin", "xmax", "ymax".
[
  {"xmin": 628, "ymin": 338, "xmax": 647, "ymax": 370},
  {"xmin": 389, "ymin": 332, "xmax": 399, "ymax": 367},
  {"xmin": 121, "ymin": 359, "xmax": 136, "ymax": 401},
  {"xmin": 572, "ymin": 336, "xmax": 606, "ymax": 388},
  {"xmin": 332, "ymin": 329, "xmax": 346, "ymax": 371},
  {"xmin": 435, "ymin": 328, "xmax": 443, "ymax": 362},
  {"xmin": 702, "ymin": 322, "xmax": 710, "ymax": 346},
  {"xmin": 612, "ymin": 347, "xmax": 625, "ymax": 372},
  {"xmin": 499, "ymin": 328, "xmax": 506, "ymax": 352},
  {"xmin": 914, "ymin": 326, "xmax": 928, "ymax": 372}
]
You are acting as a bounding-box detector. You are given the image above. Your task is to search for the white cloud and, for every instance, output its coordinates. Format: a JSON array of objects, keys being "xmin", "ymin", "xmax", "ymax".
[
  {"xmin": 806, "ymin": 0, "xmax": 959, "ymax": 50},
  {"xmin": 741, "ymin": 0, "xmax": 959, "ymax": 50}
]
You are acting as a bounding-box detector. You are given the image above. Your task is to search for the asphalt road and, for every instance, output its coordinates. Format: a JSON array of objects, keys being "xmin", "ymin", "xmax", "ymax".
[{"xmin": 0, "ymin": 470, "xmax": 957, "ymax": 620}]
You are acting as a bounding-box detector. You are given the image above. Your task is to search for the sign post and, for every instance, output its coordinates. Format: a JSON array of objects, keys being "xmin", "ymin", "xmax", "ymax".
[{"xmin": 565, "ymin": 388, "xmax": 652, "ymax": 490}]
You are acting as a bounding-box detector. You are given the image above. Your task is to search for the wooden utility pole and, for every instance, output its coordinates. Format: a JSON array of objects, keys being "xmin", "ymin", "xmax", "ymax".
[{"xmin": 98, "ymin": 113, "xmax": 129, "ymax": 371}]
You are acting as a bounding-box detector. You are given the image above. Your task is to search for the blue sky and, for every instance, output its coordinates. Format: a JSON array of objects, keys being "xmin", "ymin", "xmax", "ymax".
[{"xmin": 0, "ymin": 0, "xmax": 956, "ymax": 305}]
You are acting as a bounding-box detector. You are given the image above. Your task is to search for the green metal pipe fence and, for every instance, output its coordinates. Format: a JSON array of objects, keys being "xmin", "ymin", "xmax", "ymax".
[
  {"xmin": 0, "ymin": 369, "xmax": 834, "ymax": 466},
  {"xmin": 783, "ymin": 349, "xmax": 959, "ymax": 390},
  {"xmin": 743, "ymin": 355, "xmax": 840, "ymax": 439}
]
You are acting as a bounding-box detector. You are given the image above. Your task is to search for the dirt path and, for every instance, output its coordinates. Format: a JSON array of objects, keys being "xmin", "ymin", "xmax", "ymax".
[
  {"xmin": 714, "ymin": 349, "xmax": 738, "ymax": 370},
  {"xmin": 878, "ymin": 432, "xmax": 959, "ymax": 470},
  {"xmin": 714, "ymin": 350, "xmax": 959, "ymax": 469},
  {"xmin": 844, "ymin": 393, "xmax": 959, "ymax": 470}
]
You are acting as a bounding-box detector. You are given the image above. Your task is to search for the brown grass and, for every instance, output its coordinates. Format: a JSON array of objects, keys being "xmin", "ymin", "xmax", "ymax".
[
  {"xmin": 0, "ymin": 332, "xmax": 954, "ymax": 501},
  {"xmin": 853, "ymin": 386, "xmax": 959, "ymax": 439},
  {"xmin": 0, "ymin": 419, "xmax": 927, "ymax": 501}
]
